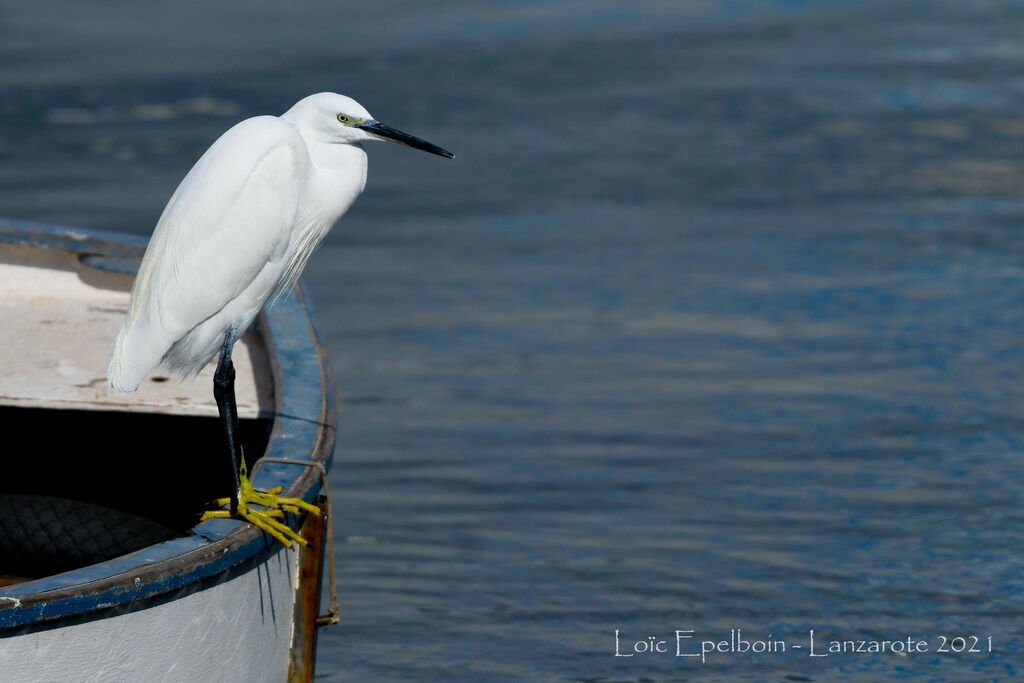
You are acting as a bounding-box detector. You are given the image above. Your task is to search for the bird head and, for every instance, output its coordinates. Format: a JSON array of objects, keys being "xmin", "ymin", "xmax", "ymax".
[{"xmin": 282, "ymin": 92, "xmax": 453, "ymax": 158}]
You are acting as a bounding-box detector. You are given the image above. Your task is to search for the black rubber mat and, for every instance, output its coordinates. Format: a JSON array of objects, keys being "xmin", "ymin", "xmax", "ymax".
[{"xmin": 0, "ymin": 494, "xmax": 181, "ymax": 578}]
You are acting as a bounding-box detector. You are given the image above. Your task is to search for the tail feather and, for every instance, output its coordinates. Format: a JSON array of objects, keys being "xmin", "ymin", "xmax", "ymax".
[{"xmin": 107, "ymin": 320, "xmax": 170, "ymax": 392}]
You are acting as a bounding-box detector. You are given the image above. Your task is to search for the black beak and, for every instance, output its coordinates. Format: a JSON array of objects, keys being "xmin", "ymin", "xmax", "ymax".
[{"xmin": 355, "ymin": 120, "xmax": 454, "ymax": 159}]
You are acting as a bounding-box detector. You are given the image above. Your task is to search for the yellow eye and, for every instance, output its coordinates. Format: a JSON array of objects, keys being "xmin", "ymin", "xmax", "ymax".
[{"xmin": 337, "ymin": 114, "xmax": 350, "ymax": 124}]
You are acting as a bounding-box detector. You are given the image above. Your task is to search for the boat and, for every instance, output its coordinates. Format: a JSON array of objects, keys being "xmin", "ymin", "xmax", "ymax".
[{"xmin": 0, "ymin": 219, "xmax": 337, "ymax": 681}]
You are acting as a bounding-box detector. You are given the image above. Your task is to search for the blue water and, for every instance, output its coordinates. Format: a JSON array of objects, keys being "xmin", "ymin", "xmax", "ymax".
[{"xmin": 3, "ymin": 1, "xmax": 1024, "ymax": 679}]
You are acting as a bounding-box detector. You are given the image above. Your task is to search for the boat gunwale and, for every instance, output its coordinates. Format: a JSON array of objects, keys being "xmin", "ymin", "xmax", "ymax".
[{"xmin": 0, "ymin": 220, "xmax": 335, "ymax": 630}]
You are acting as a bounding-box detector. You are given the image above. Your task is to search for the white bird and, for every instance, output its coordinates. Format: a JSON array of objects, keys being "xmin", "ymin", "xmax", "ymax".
[{"xmin": 108, "ymin": 92, "xmax": 453, "ymax": 547}]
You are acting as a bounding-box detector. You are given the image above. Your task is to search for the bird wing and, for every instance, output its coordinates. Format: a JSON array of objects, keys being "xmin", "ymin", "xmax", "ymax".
[{"xmin": 111, "ymin": 115, "xmax": 308, "ymax": 388}]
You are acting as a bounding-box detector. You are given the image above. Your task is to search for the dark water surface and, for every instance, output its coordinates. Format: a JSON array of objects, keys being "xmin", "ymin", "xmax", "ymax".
[{"xmin": 3, "ymin": 1, "xmax": 1024, "ymax": 679}]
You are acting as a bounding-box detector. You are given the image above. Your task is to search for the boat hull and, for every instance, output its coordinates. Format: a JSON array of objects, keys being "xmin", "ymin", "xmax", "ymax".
[
  {"xmin": 0, "ymin": 219, "xmax": 337, "ymax": 681},
  {"xmin": 0, "ymin": 546, "xmax": 298, "ymax": 682}
]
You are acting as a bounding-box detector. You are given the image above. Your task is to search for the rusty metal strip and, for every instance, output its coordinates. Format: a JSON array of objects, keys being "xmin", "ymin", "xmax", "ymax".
[{"xmin": 251, "ymin": 457, "xmax": 340, "ymax": 628}]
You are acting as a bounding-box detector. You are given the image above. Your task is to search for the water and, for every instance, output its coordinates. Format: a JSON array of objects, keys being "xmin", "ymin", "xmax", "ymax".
[{"xmin": 2, "ymin": 1, "xmax": 1024, "ymax": 679}]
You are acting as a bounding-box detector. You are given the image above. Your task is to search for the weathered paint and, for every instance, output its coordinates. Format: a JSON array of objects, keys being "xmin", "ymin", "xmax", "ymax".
[
  {"xmin": 0, "ymin": 241, "xmax": 273, "ymax": 418},
  {"xmin": 287, "ymin": 495, "xmax": 329, "ymax": 683},
  {"xmin": 0, "ymin": 220, "xmax": 336, "ymax": 677},
  {"xmin": 0, "ymin": 544, "xmax": 300, "ymax": 682}
]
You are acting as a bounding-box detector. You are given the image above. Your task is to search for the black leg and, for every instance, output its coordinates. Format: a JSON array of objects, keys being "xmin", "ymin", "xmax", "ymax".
[{"xmin": 213, "ymin": 333, "xmax": 242, "ymax": 515}]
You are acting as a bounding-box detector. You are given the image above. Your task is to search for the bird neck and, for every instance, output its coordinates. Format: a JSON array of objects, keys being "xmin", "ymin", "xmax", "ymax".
[{"xmin": 303, "ymin": 142, "xmax": 368, "ymax": 223}]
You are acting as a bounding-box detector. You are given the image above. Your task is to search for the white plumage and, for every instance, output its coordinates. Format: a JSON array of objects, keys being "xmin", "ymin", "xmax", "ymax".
[
  {"xmin": 109, "ymin": 92, "xmax": 376, "ymax": 391},
  {"xmin": 104, "ymin": 92, "xmax": 450, "ymax": 547}
]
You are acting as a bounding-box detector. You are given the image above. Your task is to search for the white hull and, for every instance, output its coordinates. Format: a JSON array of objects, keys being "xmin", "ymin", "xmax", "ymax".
[{"xmin": 0, "ymin": 545, "xmax": 299, "ymax": 682}]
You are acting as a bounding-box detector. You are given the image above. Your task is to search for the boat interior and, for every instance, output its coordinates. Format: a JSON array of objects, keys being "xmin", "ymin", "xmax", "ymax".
[{"xmin": 0, "ymin": 241, "xmax": 277, "ymax": 585}]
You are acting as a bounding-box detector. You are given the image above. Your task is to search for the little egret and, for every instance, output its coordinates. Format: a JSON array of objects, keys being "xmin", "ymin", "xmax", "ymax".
[{"xmin": 108, "ymin": 92, "xmax": 452, "ymax": 547}]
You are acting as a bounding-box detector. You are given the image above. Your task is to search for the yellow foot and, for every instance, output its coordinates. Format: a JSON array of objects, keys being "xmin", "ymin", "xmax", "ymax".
[{"xmin": 200, "ymin": 459, "xmax": 320, "ymax": 549}]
